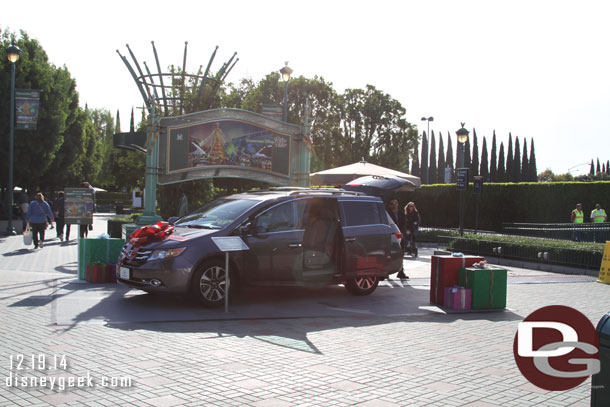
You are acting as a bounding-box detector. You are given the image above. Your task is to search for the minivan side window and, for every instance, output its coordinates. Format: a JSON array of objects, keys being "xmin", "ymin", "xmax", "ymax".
[
  {"xmin": 341, "ymin": 201, "xmax": 384, "ymax": 227},
  {"xmin": 256, "ymin": 201, "xmax": 298, "ymax": 233}
]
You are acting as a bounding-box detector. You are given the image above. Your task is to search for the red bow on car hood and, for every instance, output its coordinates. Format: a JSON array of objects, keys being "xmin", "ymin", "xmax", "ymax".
[{"xmin": 129, "ymin": 221, "xmax": 175, "ymax": 247}]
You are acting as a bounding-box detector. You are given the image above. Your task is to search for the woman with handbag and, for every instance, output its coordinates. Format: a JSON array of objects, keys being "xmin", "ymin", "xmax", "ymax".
[{"xmin": 26, "ymin": 192, "xmax": 55, "ymax": 249}]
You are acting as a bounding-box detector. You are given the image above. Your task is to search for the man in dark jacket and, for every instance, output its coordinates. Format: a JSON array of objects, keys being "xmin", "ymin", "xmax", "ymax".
[
  {"xmin": 386, "ymin": 197, "xmax": 408, "ymax": 279},
  {"xmin": 53, "ymin": 191, "xmax": 70, "ymax": 241}
]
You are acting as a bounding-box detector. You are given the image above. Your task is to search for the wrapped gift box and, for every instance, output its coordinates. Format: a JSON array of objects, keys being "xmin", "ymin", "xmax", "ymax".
[
  {"xmin": 458, "ymin": 267, "xmax": 507, "ymax": 309},
  {"xmin": 78, "ymin": 238, "xmax": 125, "ymax": 280},
  {"xmin": 443, "ymin": 286, "xmax": 472, "ymax": 310},
  {"xmin": 86, "ymin": 264, "xmax": 117, "ymax": 283},
  {"xmin": 430, "ymin": 255, "xmax": 484, "ymax": 305}
]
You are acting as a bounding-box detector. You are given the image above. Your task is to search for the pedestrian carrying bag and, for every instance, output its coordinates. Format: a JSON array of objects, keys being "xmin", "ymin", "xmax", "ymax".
[{"xmin": 23, "ymin": 226, "xmax": 33, "ymax": 246}]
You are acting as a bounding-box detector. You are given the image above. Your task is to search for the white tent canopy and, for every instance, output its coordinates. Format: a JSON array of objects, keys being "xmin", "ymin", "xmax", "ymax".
[{"xmin": 310, "ymin": 160, "xmax": 421, "ymax": 189}]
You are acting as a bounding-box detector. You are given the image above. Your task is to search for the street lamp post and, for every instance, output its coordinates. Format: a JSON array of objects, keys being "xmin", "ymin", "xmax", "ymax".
[
  {"xmin": 280, "ymin": 62, "xmax": 293, "ymax": 122},
  {"xmin": 421, "ymin": 116, "xmax": 433, "ymax": 184},
  {"xmin": 456, "ymin": 123, "xmax": 470, "ymax": 236},
  {"xmin": 5, "ymin": 43, "xmax": 21, "ymax": 236}
]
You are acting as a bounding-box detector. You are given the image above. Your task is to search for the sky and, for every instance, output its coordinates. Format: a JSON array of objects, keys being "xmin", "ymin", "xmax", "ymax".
[{"xmin": 4, "ymin": 0, "xmax": 610, "ymax": 175}]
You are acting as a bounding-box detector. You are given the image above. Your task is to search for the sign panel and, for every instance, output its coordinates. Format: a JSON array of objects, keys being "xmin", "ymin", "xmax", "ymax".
[
  {"xmin": 15, "ymin": 89, "xmax": 41, "ymax": 130},
  {"xmin": 473, "ymin": 176, "xmax": 483, "ymax": 194},
  {"xmin": 456, "ymin": 168, "xmax": 469, "ymax": 191},
  {"xmin": 168, "ymin": 120, "xmax": 291, "ymax": 176},
  {"xmin": 64, "ymin": 188, "xmax": 94, "ymax": 225},
  {"xmin": 211, "ymin": 236, "xmax": 249, "ymax": 252}
]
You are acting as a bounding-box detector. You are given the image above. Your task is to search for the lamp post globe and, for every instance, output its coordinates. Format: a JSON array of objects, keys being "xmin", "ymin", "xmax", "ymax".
[
  {"xmin": 280, "ymin": 62, "xmax": 293, "ymax": 122},
  {"xmin": 5, "ymin": 42, "xmax": 22, "ymax": 236}
]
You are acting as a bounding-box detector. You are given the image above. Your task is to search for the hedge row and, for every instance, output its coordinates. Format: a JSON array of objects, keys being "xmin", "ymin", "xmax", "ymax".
[{"xmin": 397, "ymin": 181, "xmax": 610, "ymax": 231}]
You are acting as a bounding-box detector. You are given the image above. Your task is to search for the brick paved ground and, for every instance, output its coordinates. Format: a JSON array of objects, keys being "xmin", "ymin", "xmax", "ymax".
[{"xmin": 0, "ymin": 214, "xmax": 608, "ymax": 406}]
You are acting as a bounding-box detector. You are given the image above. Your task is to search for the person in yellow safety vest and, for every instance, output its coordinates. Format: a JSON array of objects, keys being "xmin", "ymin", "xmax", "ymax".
[
  {"xmin": 571, "ymin": 203, "xmax": 584, "ymax": 223},
  {"xmin": 590, "ymin": 203, "xmax": 607, "ymax": 223}
]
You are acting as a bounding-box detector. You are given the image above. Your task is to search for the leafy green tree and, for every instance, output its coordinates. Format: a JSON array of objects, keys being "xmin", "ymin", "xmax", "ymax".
[{"xmin": 0, "ymin": 30, "xmax": 84, "ymax": 193}]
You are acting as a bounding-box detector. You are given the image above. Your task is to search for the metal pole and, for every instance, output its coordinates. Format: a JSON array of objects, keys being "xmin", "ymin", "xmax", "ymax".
[
  {"xmin": 5, "ymin": 60, "xmax": 16, "ymax": 235},
  {"xmin": 224, "ymin": 252, "xmax": 230, "ymax": 313},
  {"xmin": 459, "ymin": 143, "xmax": 465, "ymax": 236},
  {"xmin": 282, "ymin": 81, "xmax": 288, "ymax": 122}
]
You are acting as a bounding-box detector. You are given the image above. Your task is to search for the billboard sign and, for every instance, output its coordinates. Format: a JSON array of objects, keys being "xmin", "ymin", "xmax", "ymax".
[
  {"xmin": 15, "ymin": 89, "xmax": 41, "ymax": 130},
  {"xmin": 167, "ymin": 120, "xmax": 291, "ymax": 177},
  {"xmin": 64, "ymin": 188, "xmax": 94, "ymax": 225}
]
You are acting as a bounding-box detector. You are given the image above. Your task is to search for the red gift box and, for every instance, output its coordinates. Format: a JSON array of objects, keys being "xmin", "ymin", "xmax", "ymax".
[
  {"xmin": 443, "ymin": 286, "xmax": 472, "ymax": 310},
  {"xmin": 86, "ymin": 264, "xmax": 117, "ymax": 283},
  {"xmin": 430, "ymin": 255, "xmax": 484, "ymax": 305}
]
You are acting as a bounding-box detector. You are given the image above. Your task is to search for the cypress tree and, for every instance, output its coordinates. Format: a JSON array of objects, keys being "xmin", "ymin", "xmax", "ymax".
[
  {"xmin": 606, "ymin": 160, "xmax": 609, "ymax": 175},
  {"xmin": 429, "ymin": 131, "xmax": 437, "ymax": 184},
  {"xmin": 438, "ymin": 133, "xmax": 446, "ymax": 183},
  {"xmin": 446, "ymin": 132, "xmax": 454, "ymax": 170},
  {"xmin": 513, "ymin": 137, "xmax": 521, "ymax": 182},
  {"xmin": 604, "ymin": 163, "xmax": 607, "ymax": 174},
  {"xmin": 521, "ymin": 138, "xmax": 529, "ymax": 181},
  {"xmin": 597, "ymin": 158, "xmax": 601, "ymax": 174},
  {"xmin": 480, "ymin": 136, "xmax": 489, "ymax": 181},
  {"xmin": 130, "ymin": 107, "xmax": 136, "ymax": 132},
  {"xmin": 506, "ymin": 133, "xmax": 513, "ymax": 182},
  {"xmin": 490, "ymin": 131, "xmax": 497, "ymax": 182},
  {"xmin": 590, "ymin": 160, "xmax": 595, "ymax": 175},
  {"xmin": 529, "ymin": 138, "xmax": 537, "ymax": 181},
  {"xmin": 498, "ymin": 142, "xmax": 506, "ymax": 181},
  {"xmin": 116, "ymin": 110, "xmax": 121, "ymax": 133},
  {"xmin": 421, "ymin": 132, "xmax": 429, "ymax": 184},
  {"xmin": 471, "ymin": 129, "xmax": 479, "ymax": 176}
]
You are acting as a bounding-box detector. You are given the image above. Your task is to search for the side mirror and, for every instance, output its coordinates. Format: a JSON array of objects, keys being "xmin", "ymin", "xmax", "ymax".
[{"xmin": 168, "ymin": 216, "xmax": 179, "ymax": 225}]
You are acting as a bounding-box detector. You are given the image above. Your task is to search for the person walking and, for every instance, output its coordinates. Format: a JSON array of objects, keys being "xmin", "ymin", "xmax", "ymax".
[
  {"xmin": 53, "ymin": 191, "xmax": 70, "ymax": 241},
  {"xmin": 404, "ymin": 202, "xmax": 421, "ymax": 258},
  {"xmin": 18, "ymin": 190, "xmax": 29, "ymax": 231},
  {"xmin": 26, "ymin": 192, "xmax": 54, "ymax": 249}
]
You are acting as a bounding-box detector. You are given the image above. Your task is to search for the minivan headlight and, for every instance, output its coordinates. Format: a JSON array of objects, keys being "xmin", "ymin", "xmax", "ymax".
[{"xmin": 149, "ymin": 247, "xmax": 186, "ymax": 261}]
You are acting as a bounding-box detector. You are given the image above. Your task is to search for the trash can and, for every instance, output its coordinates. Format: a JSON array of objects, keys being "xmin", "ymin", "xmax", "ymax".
[{"xmin": 591, "ymin": 311, "xmax": 610, "ymax": 406}]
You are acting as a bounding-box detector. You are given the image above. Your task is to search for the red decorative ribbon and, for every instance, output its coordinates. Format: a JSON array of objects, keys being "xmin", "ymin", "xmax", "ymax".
[{"xmin": 129, "ymin": 221, "xmax": 175, "ymax": 247}]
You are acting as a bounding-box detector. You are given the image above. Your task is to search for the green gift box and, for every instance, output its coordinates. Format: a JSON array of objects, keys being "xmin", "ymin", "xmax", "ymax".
[
  {"xmin": 458, "ymin": 267, "xmax": 507, "ymax": 309},
  {"xmin": 78, "ymin": 238, "xmax": 125, "ymax": 280}
]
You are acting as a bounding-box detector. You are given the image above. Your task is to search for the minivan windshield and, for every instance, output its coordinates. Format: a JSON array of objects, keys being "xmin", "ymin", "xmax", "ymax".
[{"xmin": 175, "ymin": 198, "xmax": 259, "ymax": 229}]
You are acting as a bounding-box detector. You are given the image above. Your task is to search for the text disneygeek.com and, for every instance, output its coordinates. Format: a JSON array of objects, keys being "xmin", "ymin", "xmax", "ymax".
[{"xmin": 4, "ymin": 354, "xmax": 132, "ymax": 391}]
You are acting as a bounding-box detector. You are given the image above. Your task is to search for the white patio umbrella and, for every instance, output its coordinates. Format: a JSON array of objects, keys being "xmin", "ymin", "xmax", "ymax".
[{"xmin": 310, "ymin": 160, "xmax": 421, "ymax": 189}]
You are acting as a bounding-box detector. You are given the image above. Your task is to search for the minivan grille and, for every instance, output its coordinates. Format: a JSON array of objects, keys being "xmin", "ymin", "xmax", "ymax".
[{"xmin": 120, "ymin": 244, "xmax": 152, "ymax": 267}]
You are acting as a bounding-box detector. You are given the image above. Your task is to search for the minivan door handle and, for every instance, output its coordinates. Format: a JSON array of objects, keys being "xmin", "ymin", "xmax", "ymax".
[
  {"xmin": 345, "ymin": 237, "xmax": 356, "ymax": 242},
  {"xmin": 288, "ymin": 243, "xmax": 302, "ymax": 248}
]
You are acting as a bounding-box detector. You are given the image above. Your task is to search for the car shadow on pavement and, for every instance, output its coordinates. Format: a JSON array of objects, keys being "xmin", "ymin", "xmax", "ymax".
[{"xmin": 50, "ymin": 282, "xmax": 523, "ymax": 354}]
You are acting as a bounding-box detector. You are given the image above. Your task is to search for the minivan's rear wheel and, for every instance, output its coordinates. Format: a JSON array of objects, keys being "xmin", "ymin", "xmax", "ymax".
[
  {"xmin": 192, "ymin": 260, "xmax": 227, "ymax": 307},
  {"xmin": 345, "ymin": 276, "xmax": 379, "ymax": 295}
]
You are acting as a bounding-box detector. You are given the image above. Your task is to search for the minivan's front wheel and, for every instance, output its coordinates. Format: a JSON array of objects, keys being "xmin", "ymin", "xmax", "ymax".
[
  {"xmin": 345, "ymin": 276, "xmax": 379, "ymax": 296},
  {"xmin": 192, "ymin": 260, "xmax": 227, "ymax": 307}
]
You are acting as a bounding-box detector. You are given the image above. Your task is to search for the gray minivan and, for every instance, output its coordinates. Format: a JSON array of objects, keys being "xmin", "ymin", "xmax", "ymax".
[{"xmin": 118, "ymin": 177, "xmax": 409, "ymax": 307}]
